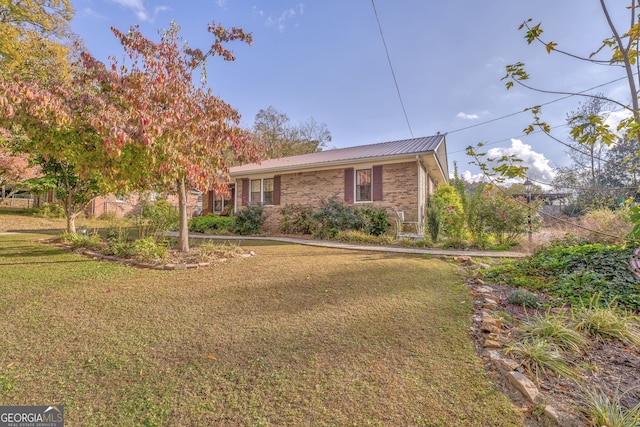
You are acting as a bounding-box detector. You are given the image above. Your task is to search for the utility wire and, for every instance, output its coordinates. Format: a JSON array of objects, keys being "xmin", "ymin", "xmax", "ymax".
[
  {"xmin": 446, "ymin": 75, "xmax": 630, "ymax": 136},
  {"xmin": 371, "ymin": 0, "xmax": 413, "ymax": 137}
]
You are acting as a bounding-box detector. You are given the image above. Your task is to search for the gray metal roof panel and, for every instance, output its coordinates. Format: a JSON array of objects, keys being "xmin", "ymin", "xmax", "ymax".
[{"xmin": 230, "ymin": 135, "xmax": 444, "ymax": 175}]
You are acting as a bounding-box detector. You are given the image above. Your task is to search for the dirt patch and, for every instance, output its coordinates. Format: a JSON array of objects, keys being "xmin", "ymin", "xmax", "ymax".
[{"xmin": 466, "ymin": 274, "xmax": 640, "ymax": 426}]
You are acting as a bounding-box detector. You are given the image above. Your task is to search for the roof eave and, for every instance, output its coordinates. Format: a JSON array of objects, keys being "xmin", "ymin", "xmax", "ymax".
[{"xmin": 230, "ymin": 151, "xmax": 440, "ymax": 178}]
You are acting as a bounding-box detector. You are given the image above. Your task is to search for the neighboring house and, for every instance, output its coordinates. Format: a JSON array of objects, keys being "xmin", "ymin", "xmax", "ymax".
[
  {"xmin": 203, "ymin": 135, "xmax": 449, "ymax": 231},
  {"xmin": 86, "ymin": 191, "xmax": 201, "ymax": 219}
]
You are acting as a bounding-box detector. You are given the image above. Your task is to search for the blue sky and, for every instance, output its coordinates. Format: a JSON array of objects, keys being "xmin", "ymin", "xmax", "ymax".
[{"xmin": 70, "ymin": 1, "xmax": 630, "ymax": 185}]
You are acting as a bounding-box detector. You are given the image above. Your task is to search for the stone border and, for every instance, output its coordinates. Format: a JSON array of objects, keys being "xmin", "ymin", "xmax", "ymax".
[
  {"xmin": 455, "ymin": 256, "xmax": 564, "ymax": 426},
  {"xmin": 81, "ymin": 249, "xmax": 213, "ymax": 270},
  {"xmin": 43, "ymin": 239, "xmax": 254, "ymax": 271}
]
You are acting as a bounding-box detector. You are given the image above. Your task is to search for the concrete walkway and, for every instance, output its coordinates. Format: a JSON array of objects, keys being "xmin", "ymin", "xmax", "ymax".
[{"xmin": 172, "ymin": 233, "xmax": 528, "ymax": 258}]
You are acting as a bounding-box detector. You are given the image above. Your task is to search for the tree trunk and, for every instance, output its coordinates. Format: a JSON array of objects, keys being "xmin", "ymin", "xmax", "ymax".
[
  {"xmin": 177, "ymin": 177, "xmax": 189, "ymax": 253},
  {"xmin": 64, "ymin": 195, "xmax": 76, "ymax": 234}
]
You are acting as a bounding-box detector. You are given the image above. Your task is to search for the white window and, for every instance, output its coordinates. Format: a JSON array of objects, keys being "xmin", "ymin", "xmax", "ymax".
[
  {"xmin": 355, "ymin": 169, "xmax": 372, "ymax": 202},
  {"xmin": 249, "ymin": 178, "xmax": 274, "ymax": 205}
]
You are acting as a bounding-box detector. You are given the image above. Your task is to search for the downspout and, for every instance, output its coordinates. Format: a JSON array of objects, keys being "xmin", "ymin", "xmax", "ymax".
[
  {"xmin": 233, "ymin": 179, "xmax": 238, "ymax": 213},
  {"xmin": 416, "ymin": 156, "xmax": 422, "ymax": 225}
]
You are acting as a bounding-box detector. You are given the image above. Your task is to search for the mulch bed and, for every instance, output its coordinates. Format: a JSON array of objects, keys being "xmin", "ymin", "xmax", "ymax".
[{"xmin": 466, "ymin": 274, "xmax": 640, "ymax": 426}]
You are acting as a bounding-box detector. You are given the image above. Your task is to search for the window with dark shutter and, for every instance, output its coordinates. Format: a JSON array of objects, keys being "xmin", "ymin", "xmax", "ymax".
[
  {"xmin": 344, "ymin": 168, "xmax": 354, "ymax": 204},
  {"xmin": 372, "ymin": 165, "xmax": 383, "ymax": 201},
  {"xmin": 355, "ymin": 169, "xmax": 372, "ymax": 202}
]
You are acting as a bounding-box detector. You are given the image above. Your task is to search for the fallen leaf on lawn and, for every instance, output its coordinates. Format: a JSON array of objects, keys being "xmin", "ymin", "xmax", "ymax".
[{"xmin": 207, "ymin": 355, "xmax": 216, "ymax": 360}]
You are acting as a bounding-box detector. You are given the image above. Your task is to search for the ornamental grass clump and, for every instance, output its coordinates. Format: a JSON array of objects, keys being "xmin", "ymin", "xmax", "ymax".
[
  {"xmin": 583, "ymin": 386, "xmax": 640, "ymax": 427},
  {"xmin": 505, "ymin": 338, "xmax": 577, "ymax": 382},
  {"xmin": 571, "ymin": 296, "xmax": 640, "ymax": 346},
  {"xmin": 519, "ymin": 312, "xmax": 587, "ymax": 353}
]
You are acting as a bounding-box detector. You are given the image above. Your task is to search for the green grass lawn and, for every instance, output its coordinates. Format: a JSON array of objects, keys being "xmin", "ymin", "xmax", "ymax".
[{"xmin": 0, "ymin": 233, "xmax": 524, "ymax": 426}]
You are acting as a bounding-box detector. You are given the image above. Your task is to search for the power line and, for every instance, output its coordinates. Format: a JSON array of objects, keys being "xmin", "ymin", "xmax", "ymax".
[
  {"xmin": 371, "ymin": 0, "xmax": 413, "ymax": 137},
  {"xmin": 445, "ymin": 75, "xmax": 630, "ymax": 137}
]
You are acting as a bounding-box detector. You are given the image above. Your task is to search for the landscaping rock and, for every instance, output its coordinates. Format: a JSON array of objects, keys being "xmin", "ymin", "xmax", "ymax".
[
  {"xmin": 486, "ymin": 332, "xmax": 510, "ymax": 344},
  {"xmin": 454, "ymin": 255, "xmax": 473, "ymax": 265},
  {"xmin": 506, "ymin": 371, "xmax": 540, "ymax": 403},
  {"xmin": 483, "ymin": 339, "xmax": 503, "ymax": 348},
  {"xmin": 483, "ymin": 298, "xmax": 498, "ymax": 310},
  {"xmin": 476, "ymin": 285, "xmax": 494, "ymax": 294},
  {"xmin": 496, "ymin": 357, "xmax": 520, "ymax": 373},
  {"xmin": 544, "ymin": 405, "xmax": 561, "ymax": 425},
  {"xmin": 481, "ymin": 317, "xmax": 502, "ymax": 333}
]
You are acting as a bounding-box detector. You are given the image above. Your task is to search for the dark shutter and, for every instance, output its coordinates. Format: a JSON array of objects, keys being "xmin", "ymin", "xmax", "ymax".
[
  {"xmin": 207, "ymin": 190, "xmax": 214, "ymax": 212},
  {"xmin": 241, "ymin": 179, "xmax": 249, "ymax": 206},
  {"xmin": 344, "ymin": 168, "xmax": 354, "ymax": 204},
  {"xmin": 273, "ymin": 175, "xmax": 281, "ymax": 205},
  {"xmin": 372, "ymin": 165, "xmax": 383, "ymax": 201}
]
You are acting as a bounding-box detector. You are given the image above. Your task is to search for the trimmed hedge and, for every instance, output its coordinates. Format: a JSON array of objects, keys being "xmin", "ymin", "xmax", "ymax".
[{"xmin": 188, "ymin": 214, "xmax": 234, "ymax": 234}]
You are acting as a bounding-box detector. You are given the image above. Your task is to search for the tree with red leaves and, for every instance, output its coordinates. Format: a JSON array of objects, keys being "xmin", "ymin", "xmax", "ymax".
[
  {"xmin": 0, "ymin": 143, "xmax": 41, "ymax": 203},
  {"xmin": 79, "ymin": 21, "xmax": 262, "ymax": 252}
]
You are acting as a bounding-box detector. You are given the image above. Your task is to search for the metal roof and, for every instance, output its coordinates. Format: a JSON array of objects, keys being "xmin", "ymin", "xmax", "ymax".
[{"xmin": 230, "ymin": 135, "xmax": 446, "ymax": 175}]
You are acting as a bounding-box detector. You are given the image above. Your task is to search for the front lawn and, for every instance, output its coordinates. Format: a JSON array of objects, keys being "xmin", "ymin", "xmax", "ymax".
[{"xmin": 0, "ymin": 233, "xmax": 523, "ymax": 426}]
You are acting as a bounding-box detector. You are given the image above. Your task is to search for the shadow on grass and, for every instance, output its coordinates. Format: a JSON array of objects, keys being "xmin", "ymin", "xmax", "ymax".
[
  {"xmin": 0, "ymin": 259, "xmax": 94, "ymax": 266},
  {"xmin": 7, "ymin": 229, "xmax": 65, "ymax": 234}
]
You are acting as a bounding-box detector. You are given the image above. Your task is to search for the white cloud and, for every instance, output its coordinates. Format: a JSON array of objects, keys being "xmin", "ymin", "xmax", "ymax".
[
  {"xmin": 457, "ymin": 112, "xmax": 479, "ymax": 120},
  {"xmin": 459, "ymin": 139, "xmax": 556, "ymax": 187},
  {"xmin": 604, "ymin": 109, "xmax": 632, "ymax": 133},
  {"xmin": 264, "ymin": 3, "xmax": 304, "ymax": 32},
  {"xmin": 109, "ymin": 0, "xmax": 168, "ymax": 22},
  {"xmin": 460, "ymin": 170, "xmax": 487, "ymax": 183},
  {"xmin": 82, "ymin": 8, "xmax": 106, "ymax": 19},
  {"xmin": 487, "ymin": 139, "xmax": 556, "ymax": 183}
]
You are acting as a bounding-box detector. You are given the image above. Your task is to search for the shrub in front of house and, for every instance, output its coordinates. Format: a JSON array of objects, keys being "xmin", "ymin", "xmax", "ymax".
[
  {"xmin": 311, "ymin": 196, "xmax": 366, "ymax": 239},
  {"xmin": 358, "ymin": 206, "xmax": 389, "ymax": 236},
  {"xmin": 431, "ymin": 184, "xmax": 466, "ymax": 240},
  {"xmin": 279, "ymin": 203, "xmax": 315, "ymax": 234},
  {"xmin": 189, "ymin": 214, "xmax": 234, "ymax": 234},
  {"xmin": 128, "ymin": 198, "xmax": 179, "ymax": 239},
  {"xmin": 233, "ymin": 203, "xmax": 265, "ymax": 235}
]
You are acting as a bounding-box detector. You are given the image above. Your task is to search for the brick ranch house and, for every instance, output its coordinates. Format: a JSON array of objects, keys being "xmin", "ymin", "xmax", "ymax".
[{"xmin": 203, "ymin": 135, "xmax": 449, "ymax": 232}]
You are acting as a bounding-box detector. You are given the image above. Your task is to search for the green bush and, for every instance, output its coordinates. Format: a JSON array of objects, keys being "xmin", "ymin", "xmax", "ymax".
[
  {"xmin": 130, "ymin": 236, "xmax": 168, "ymax": 263},
  {"xmin": 426, "ymin": 207, "xmax": 440, "ymax": 242},
  {"xmin": 487, "ymin": 243, "xmax": 640, "ymax": 310},
  {"xmin": 508, "ymin": 289, "xmax": 542, "ymax": 308},
  {"xmin": 233, "ymin": 204, "xmax": 265, "ymax": 235},
  {"xmin": 32, "ymin": 203, "xmax": 66, "ymax": 218},
  {"xmin": 312, "ymin": 196, "xmax": 365, "ymax": 239},
  {"xmin": 189, "ymin": 214, "xmax": 234, "ymax": 234},
  {"xmin": 129, "ymin": 198, "xmax": 179, "ymax": 239},
  {"xmin": 279, "ymin": 204, "xmax": 315, "ymax": 234},
  {"xmin": 61, "ymin": 232, "xmax": 103, "ymax": 250},
  {"xmin": 431, "ymin": 184, "xmax": 466, "ymax": 240},
  {"xmin": 358, "ymin": 206, "xmax": 389, "ymax": 236}
]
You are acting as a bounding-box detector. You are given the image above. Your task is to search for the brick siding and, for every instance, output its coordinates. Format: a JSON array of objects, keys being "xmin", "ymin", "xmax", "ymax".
[{"xmin": 236, "ymin": 161, "xmax": 422, "ymax": 232}]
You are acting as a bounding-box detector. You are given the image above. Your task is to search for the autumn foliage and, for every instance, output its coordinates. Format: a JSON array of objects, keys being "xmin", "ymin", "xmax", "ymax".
[
  {"xmin": 1, "ymin": 20, "xmax": 262, "ymax": 248},
  {"xmin": 78, "ymin": 22, "xmax": 262, "ymax": 251}
]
